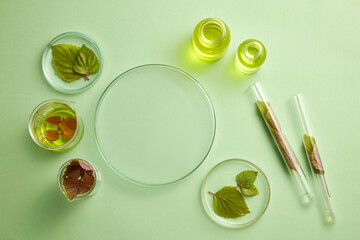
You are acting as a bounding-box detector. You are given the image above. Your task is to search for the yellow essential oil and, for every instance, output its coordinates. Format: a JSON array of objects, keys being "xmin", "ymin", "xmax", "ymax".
[
  {"xmin": 235, "ymin": 39, "xmax": 266, "ymax": 74},
  {"xmin": 192, "ymin": 18, "xmax": 231, "ymax": 61},
  {"xmin": 39, "ymin": 108, "xmax": 76, "ymax": 147},
  {"xmin": 29, "ymin": 100, "xmax": 83, "ymax": 151}
]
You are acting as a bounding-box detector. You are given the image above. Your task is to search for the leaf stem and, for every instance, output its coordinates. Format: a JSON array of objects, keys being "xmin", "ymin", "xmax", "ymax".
[
  {"xmin": 322, "ymin": 174, "xmax": 331, "ymax": 197},
  {"xmin": 208, "ymin": 191, "xmax": 227, "ymax": 201},
  {"xmin": 84, "ymin": 67, "xmax": 89, "ymax": 81}
]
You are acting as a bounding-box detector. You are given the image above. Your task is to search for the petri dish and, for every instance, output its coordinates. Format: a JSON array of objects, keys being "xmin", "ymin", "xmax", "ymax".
[
  {"xmin": 42, "ymin": 32, "xmax": 103, "ymax": 94},
  {"xmin": 95, "ymin": 64, "xmax": 215, "ymax": 186},
  {"xmin": 201, "ymin": 159, "xmax": 270, "ymax": 228}
]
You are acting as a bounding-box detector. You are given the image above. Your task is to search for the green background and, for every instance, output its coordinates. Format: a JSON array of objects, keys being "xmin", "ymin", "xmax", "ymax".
[{"xmin": 1, "ymin": 0, "xmax": 359, "ymax": 239}]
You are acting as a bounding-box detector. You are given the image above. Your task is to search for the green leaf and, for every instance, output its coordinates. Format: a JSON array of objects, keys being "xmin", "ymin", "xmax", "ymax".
[
  {"xmin": 52, "ymin": 44, "xmax": 82, "ymax": 82},
  {"xmin": 73, "ymin": 44, "xmax": 100, "ymax": 79},
  {"xmin": 236, "ymin": 170, "xmax": 258, "ymax": 189},
  {"xmin": 241, "ymin": 185, "xmax": 259, "ymax": 196},
  {"xmin": 304, "ymin": 134, "xmax": 324, "ymax": 175},
  {"xmin": 209, "ymin": 186, "xmax": 250, "ymax": 218},
  {"xmin": 304, "ymin": 134, "xmax": 314, "ymax": 153},
  {"xmin": 257, "ymin": 100, "xmax": 268, "ymax": 115},
  {"xmin": 257, "ymin": 100, "xmax": 282, "ymax": 132}
]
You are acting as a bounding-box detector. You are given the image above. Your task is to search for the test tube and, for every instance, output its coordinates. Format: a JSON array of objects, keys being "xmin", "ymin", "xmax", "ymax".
[
  {"xmin": 250, "ymin": 82, "xmax": 312, "ymax": 205},
  {"xmin": 293, "ymin": 94, "xmax": 335, "ymax": 223}
]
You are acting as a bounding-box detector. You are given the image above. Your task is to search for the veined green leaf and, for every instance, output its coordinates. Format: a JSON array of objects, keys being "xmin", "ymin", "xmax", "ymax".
[
  {"xmin": 303, "ymin": 135, "xmax": 329, "ymax": 196},
  {"xmin": 209, "ymin": 186, "xmax": 250, "ymax": 218},
  {"xmin": 236, "ymin": 170, "xmax": 258, "ymax": 189},
  {"xmin": 257, "ymin": 100, "xmax": 282, "ymax": 132},
  {"xmin": 304, "ymin": 134, "xmax": 314, "ymax": 153},
  {"xmin": 257, "ymin": 100, "xmax": 268, "ymax": 115},
  {"xmin": 304, "ymin": 134, "xmax": 324, "ymax": 175},
  {"xmin": 52, "ymin": 44, "xmax": 82, "ymax": 82},
  {"xmin": 241, "ymin": 185, "xmax": 259, "ymax": 196},
  {"xmin": 73, "ymin": 44, "xmax": 100, "ymax": 80}
]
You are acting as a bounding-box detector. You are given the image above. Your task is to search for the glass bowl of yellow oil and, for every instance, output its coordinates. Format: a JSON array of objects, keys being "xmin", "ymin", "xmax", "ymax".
[{"xmin": 28, "ymin": 99, "xmax": 84, "ymax": 151}]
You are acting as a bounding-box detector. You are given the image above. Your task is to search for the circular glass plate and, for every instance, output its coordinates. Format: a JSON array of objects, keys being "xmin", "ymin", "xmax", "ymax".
[
  {"xmin": 95, "ymin": 64, "xmax": 215, "ymax": 186},
  {"xmin": 201, "ymin": 159, "xmax": 270, "ymax": 228},
  {"xmin": 42, "ymin": 32, "xmax": 103, "ymax": 94}
]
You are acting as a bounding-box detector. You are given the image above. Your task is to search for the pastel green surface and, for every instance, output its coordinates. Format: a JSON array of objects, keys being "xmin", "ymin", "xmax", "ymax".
[{"xmin": 0, "ymin": 0, "xmax": 359, "ymax": 239}]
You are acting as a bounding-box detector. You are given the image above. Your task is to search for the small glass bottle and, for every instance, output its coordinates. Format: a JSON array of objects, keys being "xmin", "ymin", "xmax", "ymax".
[
  {"xmin": 192, "ymin": 17, "xmax": 231, "ymax": 61},
  {"xmin": 236, "ymin": 39, "xmax": 266, "ymax": 74}
]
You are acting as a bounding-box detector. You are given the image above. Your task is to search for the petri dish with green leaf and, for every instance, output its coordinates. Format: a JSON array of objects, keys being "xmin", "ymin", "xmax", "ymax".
[
  {"xmin": 42, "ymin": 32, "xmax": 103, "ymax": 94},
  {"xmin": 95, "ymin": 64, "xmax": 215, "ymax": 186},
  {"xmin": 202, "ymin": 159, "xmax": 270, "ymax": 228}
]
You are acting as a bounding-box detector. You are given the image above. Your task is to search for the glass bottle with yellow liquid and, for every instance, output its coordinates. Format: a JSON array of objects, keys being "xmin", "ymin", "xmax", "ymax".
[
  {"xmin": 192, "ymin": 17, "xmax": 231, "ymax": 61},
  {"xmin": 235, "ymin": 39, "xmax": 266, "ymax": 74}
]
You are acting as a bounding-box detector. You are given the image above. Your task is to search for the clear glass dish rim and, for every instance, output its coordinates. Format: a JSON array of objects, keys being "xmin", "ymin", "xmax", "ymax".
[
  {"xmin": 201, "ymin": 159, "xmax": 271, "ymax": 228},
  {"xmin": 28, "ymin": 99, "xmax": 82, "ymax": 151},
  {"xmin": 41, "ymin": 31, "xmax": 103, "ymax": 94},
  {"xmin": 94, "ymin": 64, "xmax": 216, "ymax": 187}
]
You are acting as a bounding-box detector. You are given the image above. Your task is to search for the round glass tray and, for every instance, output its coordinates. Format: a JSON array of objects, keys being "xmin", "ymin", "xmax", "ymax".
[
  {"xmin": 95, "ymin": 64, "xmax": 215, "ymax": 186},
  {"xmin": 42, "ymin": 32, "xmax": 103, "ymax": 94},
  {"xmin": 201, "ymin": 159, "xmax": 270, "ymax": 228}
]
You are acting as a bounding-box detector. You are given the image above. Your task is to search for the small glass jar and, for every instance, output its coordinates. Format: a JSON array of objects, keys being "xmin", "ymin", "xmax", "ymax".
[
  {"xmin": 28, "ymin": 99, "xmax": 84, "ymax": 151},
  {"xmin": 235, "ymin": 39, "xmax": 266, "ymax": 74},
  {"xmin": 57, "ymin": 159, "xmax": 101, "ymax": 201},
  {"xmin": 192, "ymin": 17, "xmax": 231, "ymax": 61}
]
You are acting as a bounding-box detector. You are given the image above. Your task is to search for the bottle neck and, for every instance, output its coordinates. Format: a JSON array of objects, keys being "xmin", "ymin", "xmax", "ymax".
[
  {"xmin": 244, "ymin": 42, "xmax": 263, "ymax": 61},
  {"xmin": 199, "ymin": 19, "xmax": 227, "ymax": 47}
]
